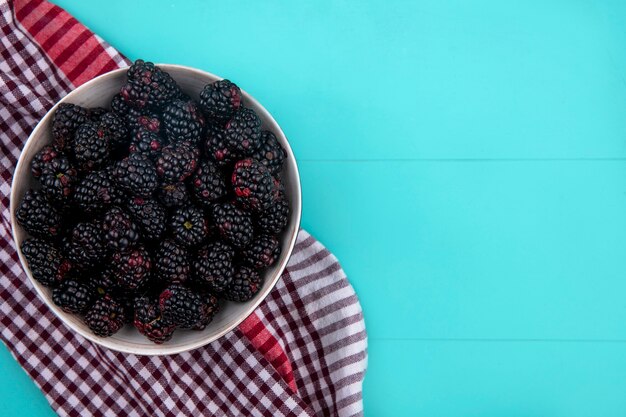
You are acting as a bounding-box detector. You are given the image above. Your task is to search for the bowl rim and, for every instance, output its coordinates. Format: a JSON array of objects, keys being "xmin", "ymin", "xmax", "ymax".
[{"xmin": 9, "ymin": 64, "xmax": 302, "ymax": 356}]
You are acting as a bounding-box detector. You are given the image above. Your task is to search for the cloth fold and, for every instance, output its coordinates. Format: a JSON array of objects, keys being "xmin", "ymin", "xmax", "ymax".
[{"xmin": 0, "ymin": 1, "xmax": 367, "ymax": 416}]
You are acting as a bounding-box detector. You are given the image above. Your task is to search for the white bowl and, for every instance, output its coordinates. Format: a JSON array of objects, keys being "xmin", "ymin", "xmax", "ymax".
[{"xmin": 10, "ymin": 64, "xmax": 302, "ymax": 355}]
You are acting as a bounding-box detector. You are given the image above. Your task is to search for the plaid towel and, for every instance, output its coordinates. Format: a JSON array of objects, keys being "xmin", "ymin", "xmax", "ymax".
[{"xmin": 0, "ymin": 1, "xmax": 367, "ymax": 416}]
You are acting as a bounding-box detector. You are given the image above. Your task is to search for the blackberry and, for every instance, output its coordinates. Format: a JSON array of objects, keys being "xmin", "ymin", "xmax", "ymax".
[
  {"xmin": 31, "ymin": 145, "xmax": 59, "ymax": 178},
  {"xmin": 16, "ymin": 190, "xmax": 62, "ymax": 239},
  {"xmin": 52, "ymin": 279, "xmax": 93, "ymax": 314},
  {"xmin": 126, "ymin": 109, "xmax": 162, "ymax": 137},
  {"xmin": 162, "ymin": 99, "xmax": 205, "ymax": 144},
  {"xmin": 73, "ymin": 123, "xmax": 110, "ymax": 171},
  {"xmin": 121, "ymin": 59, "xmax": 181, "ymax": 109},
  {"xmin": 73, "ymin": 170, "xmax": 122, "ymax": 214},
  {"xmin": 111, "ymin": 245, "xmax": 152, "ymax": 290},
  {"xmin": 51, "ymin": 103, "xmax": 89, "ymax": 150},
  {"xmin": 256, "ymin": 195, "xmax": 290, "ymax": 234},
  {"xmin": 89, "ymin": 267, "xmax": 118, "ymax": 297},
  {"xmin": 84, "ymin": 296, "xmax": 125, "ymax": 337},
  {"xmin": 169, "ymin": 206, "xmax": 208, "ymax": 248},
  {"xmin": 251, "ymin": 130, "xmax": 286, "ymax": 175},
  {"xmin": 223, "ymin": 108, "xmax": 262, "ymax": 157},
  {"xmin": 65, "ymin": 222, "xmax": 106, "ymax": 269},
  {"xmin": 125, "ymin": 197, "xmax": 166, "ymax": 240},
  {"xmin": 159, "ymin": 284, "xmax": 207, "ymax": 328},
  {"xmin": 155, "ymin": 239, "xmax": 190, "ymax": 284},
  {"xmin": 199, "ymin": 79, "xmax": 242, "ymax": 124},
  {"xmin": 102, "ymin": 206, "xmax": 140, "ymax": 252},
  {"xmin": 112, "ymin": 153, "xmax": 158, "ymax": 197},
  {"xmin": 157, "ymin": 182, "xmax": 190, "ymax": 208},
  {"xmin": 99, "ymin": 112, "xmax": 129, "ymax": 149},
  {"xmin": 89, "ymin": 107, "xmax": 108, "ymax": 122},
  {"xmin": 242, "ymin": 234, "xmax": 281, "ymax": 270},
  {"xmin": 128, "ymin": 130, "xmax": 164, "ymax": 160},
  {"xmin": 190, "ymin": 293, "xmax": 219, "ymax": 330},
  {"xmin": 111, "ymin": 93, "xmax": 130, "ymax": 116},
  {"xmin": 224, "ymin": 266, "xmax": 263, "ymax": 302},
  {"xmin": 21, "ymin": 238, "xmax": 72, "ymax": 287},
  {"xmin": 193, "ymin": 241, "xmax": 235, "ymax": 292},
  {"xmin": 190, "ymin": 160, "xmax": 228, "ymax": 207},
  {"xmin": 212, "ymin": 203, "xmax": 253, "ymax": 249},
  {"xmin": 133, "ymin": 296, "xmax": 176, "ymax": 343},
  {"xmin": 232, "ymin": 158, "xmax": 278, "ymax": 212},
  {"xmin": 155, "ymin": 141, "xmax": 199, "ymax": 183},
  {"xmin": 204, "ymin": 124, "xmax": 234, "ymax": 167},
  {"xmin": 38, "ymin": 154, "xmax": 78, "ymax": 203}
]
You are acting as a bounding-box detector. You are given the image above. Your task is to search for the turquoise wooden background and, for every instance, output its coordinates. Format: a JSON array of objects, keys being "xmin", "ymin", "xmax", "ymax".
[{"xmin": 2, "ymin": 1, "xmax": 626, "ymax": 415}]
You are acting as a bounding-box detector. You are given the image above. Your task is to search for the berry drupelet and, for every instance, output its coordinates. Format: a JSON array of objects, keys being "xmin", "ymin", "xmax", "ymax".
[
  {"xmin": 156, "ymin": 141, "xmax": 199, "ymax": 183},
  {"xmin": 255, "ymin": 194, "xmax": 290, "ymax": 235},
  {"xmin": 121, "ymin": 59, "xmax": 181, "ymax": 109},
  {"xmin": 84, "ymin": 296, "xmax": 125, "ymax": 337},
  {"xmin": 224, "ymin": 266, "xmax": 263, "ymax": 302},
  {"xmin": 73, "ymin": 169, "xmax": 122, "ymax": 214},
  {"xmin": 51, "ymin": 103, "xmax": 89, "ymax": 150},
  {"xmin": 169, "ymin": 206, "xmax": 209, "ymax": 248},
  {"xmin": 193, "ymin": 241, "xmax": 235, "ymax": 292},
  {"xmin": 223, "ymin": 108, "xmax": 262, "ymax": 157},
  {"xmin": 199, "ymin": 79, "xmax": 242, "ymax": 124},
  {"xmin": 190, "ymin": 160, "xmax": 228, "ymax": 207},
  {"xmin": 212, "ymin": 203, "xmax": 254, "ymax": 249},
  {"xmin": 102, "ymin": 206, "xmax": 140, "ymax": 252},
  {"xmin": 242, "ymin": 234, "xmax": 281, "ymax": 270},
  {"xmin": 112, "ymin": 153, "xmax": 158, "ymax": 197},
  {"xmin": 134, "ymin": 296, "xmax": 176, "ymax": 344},
  {"xmin": 251, "ymin": 130, "xmax": 286, "ymax": 176},
  {"xmin": 162, "ymin": 99, "xmax": 205, "ymax": 144},
  {"xmin": 16, "ymin": 190, "xmax": 62, "ymax": 240},
  {"xmin": 232, "ymin": 158, "xmax": 278, "ymax": 212},
  {"xmin": 125, "ymin": 197, "xmax": 166, "ymax": 241},
  {"xmin": 154, "ymin": 239, "xmax": 190, "ymax": 284},
  {"xmin": 21, "ymin": 238, "xmax": 72, "ymax": 287},
  {"xmin": 111, "ymin": 244, "xmax": 152, "ymax": 290},
  {"xmin": 52, "ymin": 279, "xmax": 93, "ymax": 314}
]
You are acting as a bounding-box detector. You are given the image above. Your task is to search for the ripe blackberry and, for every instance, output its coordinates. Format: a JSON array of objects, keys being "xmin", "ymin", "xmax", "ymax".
[
  {"xmin": 242, "ymin": 234, "xmax": 281, "ymax": 270},
  {"xmin": 112, "ymin": 153, "xmax": 158, "ymax": 197},
  {"xmin": 31, "ymin": 145, "xmax": 59, "ymax": 178},
  {"xmin": 190, "ymin": 293, "xmax": 219, "ymax": 330},
  {"xmin": 159, "ymin": 284, "xmax": 207, "ymax": 328},
  {"xmin": 128, "ymin": 130, "xmax": 164, "ymax": 160},
  {"xmin": 193, "ymin": 241, "xmax": 235, "ymax": 292},
  {"xmin": 125, "ymin": 197, "xmax": 166, "ymax": 240},
  {"xmin": 89, "ymin": 267, "xmax": 118, "ymax": 297},
  {"xmin": 157, "ymin": 182, "xmax": 190, "ymax": 208},
  {"xmin": 89, "ymin": 107, "xmax": 108, "ymax": 121},
  {"xmin": 52, "ymin": 279, "xmax": 93, "ymax": 314},
  {"xmin": 199, "ymin": 79, "xmax": 242, "ymax": 124},
  {"xmin": 232, "ymin": 158, "xmax": 278, "ymax": 212},
  {"xmin": 102, "ymin": 206, "xmax": 140, "ymax": 252},
  {"xmin": 162, "ymin": 99, "xmax": 205, "ymax": 144},
  {"xmin": 21, "ymin": 238, "xmax": 72, "ymax": 287},
  {"xmin": 84, "ymin": 296, "xmax": 125, "ymax": 337},
  {"xmin": 111, "ymin": 245, "xmax": 152, "ymax": 290},
  {"xmin": 224, "ymin": 266, "xmax": 263, "ymax": 302},
  {"xmin": 169, "ymin": 206, "xmax": 208, "ymax": 248},
  {"xmin": 16, "ymin": 190, "xmax": 62, "ymax": 239},
  {"xmin": 38, "ymin": 154, "xmax": 78, "ymax": 203},
  {"xmin": 156, "ymin": 141, "xmax": 199, "ymax": 183},
  {"xmin": 223, "ymin": 108, "xmax": 262, "ymax": 157},
  {"xmin": 99, "ymin": 112, "xmax": 129, "ymax": 149},
  {"xmin": 126, "ymin": 109, "xmax": 162, "ymax": 137},
  {"xmin": 256, "ymin": 195, "xmax": 290, "ymax": 234},
  {"xmin": 190, "ymin": 160, "xmax": 228, "ymax": 207},
  {"xmin": 111, "ymin": 93, "xmax": 130, "ymax": 116},
  {"xmin": 251, "ymin": 130, "xmax": 286, "ymax": 175},
  {"xmin": 73, "ymin": 170, "xmax": 122, "ymax": 214},
  {"xmin": 121, "ymin": 59, "xmax": 181, "ymax": 109},
  {"xmin": 212, "ymin": 203, "xmax": 253, "ymax": 249},
  {"xmin": 73, "ymin": 123, "xmax": 110, "ymax": 171},
  {"xmin": 51, "ymin": 103, "xmax": 89, "ymax": 150},
  {"xmin": 204, "ymin": 124, "xmax": 234, "ymax": 167},
  {"xmin": 133, "ymin": 296, "xmax": 176, "ymax": 343},
  {"xmin": 65, "ymin": 222, "xmax": 106, "ymax": 269},
  {"xmin": 155, "ymin": 239, "xmax": 190, "ymax": 284}
]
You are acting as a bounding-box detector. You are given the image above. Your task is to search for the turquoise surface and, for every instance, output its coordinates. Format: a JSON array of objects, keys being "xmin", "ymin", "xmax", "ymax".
[{"xmin": 3, "ymin": 0, "xmax": 626, "ymax": 415}]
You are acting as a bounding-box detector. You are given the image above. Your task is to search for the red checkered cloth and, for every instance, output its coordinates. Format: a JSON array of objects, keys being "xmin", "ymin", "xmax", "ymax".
[{"xmin": 0, "ymin": 1, "xmax": 367, "ymax": 416}]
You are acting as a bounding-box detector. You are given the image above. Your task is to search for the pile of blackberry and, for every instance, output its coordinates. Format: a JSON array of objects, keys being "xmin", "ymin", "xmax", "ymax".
[{"xmin": 17, "ymin": 60, "xmax": 290, "ymax": 344}]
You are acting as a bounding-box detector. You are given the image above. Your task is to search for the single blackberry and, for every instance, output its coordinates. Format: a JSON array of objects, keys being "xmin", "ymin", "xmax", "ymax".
[
  {"xmin": 242, "ymin": 234, "xmax": 281, "ymax": 270},
  {"xmin": 52, "ymin": 279, "xmax": 93, "ymax": 314},
  {"xmin": 31, "ymin": 145, "xmax": 59, "ymax": 178},
  {"xmin": 155, "ymin": 239, "xmax": 190, "ymax": 284},
  {"xmin": 223, "ymin": 107, "xmax": 262, "ymax": 157},
  {"xmin": 125, "ymin": 197, "xmax": 166, "ymax": 240},
  {"xmin": 159, "ymin": 284, "xmax": 207, "ymax": 328},
  {"xmin": 89, "ymin": 267, "xmax": 118, "ymax": 297},
  {"xmin": 256, "ymin": 195, "xmax": 290, "ymax": 234},
  {"xmin": 89, "ymin": 107, "xmax": 108, "ymax": 122},
  {"xmin": 157, "ymin": 182, "xmax": 190, "ymax": 208},
  {"xmin": 21, "ymin": 238, "xmax": 72, "ymax": 287},
  {"xmin": 111, "ymin": 245, "xmax": 152, "ymax": 290},
  {"xmin": 204, "ymin": 124, "xmax": 234, "ymax": 167},
  {"xmin": 65, "ymin": 222, "xmax": 106, "ymax": 269},
  {"xmin": 224, "ymin": 266, "xmax": 263, "ymax": 302},
  {"xmin": 232, "ymin": 158, "xmax": 278, "ymax": 212},
  {"xmin": 126, "ymin": 108, "xmax": 163, "ymax": 137},
  {"xmin": 162, "ymin": 99, "xmax": 205, "ymax": 144},
  {"xmin": 51, "ymin": 103, "xmax": 89, "ymax": 150},
  {"xmin": 199, "ymin": 79, "xmax": 242, "ymax": 124},
  {"xmin": 73, "ymin": 169, "xmax": 122, "ymax": 214},
  {"xmin": 111, "ymin": 93, "xmax": 130, "ymax": 116},
  {"xmin": 102, "ymin": 206, "xmax": 140, "ymax": 252},
  {"xmin": 112, "ymin": 153, "xmax": 158, "ymax": 197},
  {"xmin": 155, "ymin": 141, "xmax": 199, "ymax": 183},
  {"xmin": 16, "ymin": 190, "xmax": 62, "ymax": 239},
  {"xmin": 133, "ymin": 296, "xmax": 176, "ymax": 343},
  {"xmin": 73, "ymin": 123, "xmax": 110, "ymax": 171},
  {"xmin": 99, "ymin": 112, "xmax": 129, "ymax": 149},
  {"xmin": 38, "ymin": 154, "xmax": 78, "ymax": 203},
  {"xmin": 190, "ymin": 160, "xmax": 228, "ymax": 207},
  {"xmin": 212, "ymin": 203, "xmax": 253, "ymax": 249},
  {"xmin": 193, "ymin": 241, "xmax": 235, "ymax": 292},
  {"xmin": 84, "ymin": 296, "xmax": 125, "ymax": 337},
  {"xmin": 190, "ymin": 293, "xmax": 219, "ymax": 330},
  {"xmin": 251, "ymin": 130, "xmax": 286, "ymax": 175},
  {"xmin": 121, "ymin": 59, "xmax": 181, "ymax": 109},
  {"xmin": 128, "ymin": 130, "xmax": 164, "ymax": 160},
  {"xmin": 169, "ymin": 206, "xmax": 208, "ymax": 248}
]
